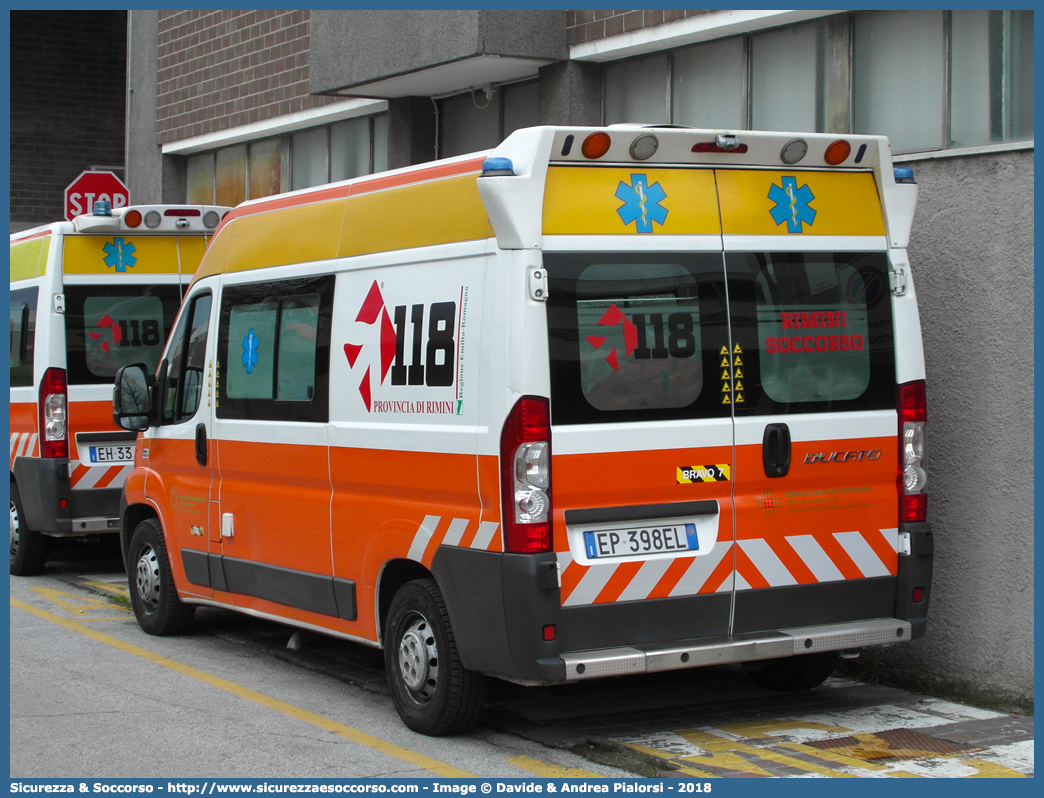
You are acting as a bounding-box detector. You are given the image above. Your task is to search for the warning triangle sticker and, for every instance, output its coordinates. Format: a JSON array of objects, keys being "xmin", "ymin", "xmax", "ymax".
[
  {"xmin": 721, "ymin": 382, "xmax": 731, "ymax": 392},
  {"xmin": 722, "ymin": 394, "xmax": 731, "ymax": 404},
  {"xmin": 735, "ymin": 381, "xmax": 744, "ymax": 391},
  {"xmin": 719, "ymin": 346, "xmax": 729, "ymax": 355},
  {"xmin": 720, "ymin": 357, "xmax": 730, "ymax": 368},
  {"xmin": 733, "ymin": 344, "xmax": 743, "ymax": 353},
  {"xmin": 733, "ymin": 356, "xmax": 743, "ymax": 366},
  {"xmin": 734, "ymin": 368, "xmax": 744, "ymax": 378},
  {"xmin": 721, "ymin": 370, "xmax": 731, "ymax": 380},
  {"xmin": 735, "ymin": 393, "xmax": 744, "ymax": 403}
]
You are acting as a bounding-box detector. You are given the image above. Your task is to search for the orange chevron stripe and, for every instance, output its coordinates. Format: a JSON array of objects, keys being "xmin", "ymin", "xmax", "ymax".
[
  {"xmin": 93, "ymin": 465, "xmax": 125, "ymax": 489},
  {"xmin": 68, "ymin": 463, "xmax": 91, "ymax": 488},
  {"xmin": 701, "ymin": 545, "xmax": 737, "ymax": 593},
  {"xmin": 593, "ymin": 560, "xmax": 644, "ymax": 604},
  {"xmin": 559, "ymin": 560, "xmax": 587, "ymax": 604},
  {"xmin": 735, "ymin": 545, "xmax": 771, "ymax": 590},
  {"xmin": 815, "ymin": 532, "xmax": 865, "ymax": 580},
  {"xmin": 767, "ymin": 537, "xmax": 818, "ymax": 585},
  {"xmin": 861, "ymin": 528, "xmax": 899, "ymax": 575},
  {"xmin": 647, "ymin": 556, "xmax": 696, "ymax": 599}
]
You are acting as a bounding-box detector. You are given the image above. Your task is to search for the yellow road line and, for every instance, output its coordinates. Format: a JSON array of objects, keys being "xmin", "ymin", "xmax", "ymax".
[
  {"xmin": 11, "ymin": 597, "xmax": 474, "ymax": 778},
  {"xmin": 83, "ymin": 580, "xmax": 131, "ymax": 598},
  {"xmin": 31, "ymin": 586, "xmax": 130, "ymax": 615},
  {"xmin": 506, "ymin": 755, "xmax": 605, "ymax": 778}
]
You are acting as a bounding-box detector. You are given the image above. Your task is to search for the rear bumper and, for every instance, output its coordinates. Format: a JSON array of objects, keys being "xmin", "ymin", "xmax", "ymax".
[
  {"xmin": 12, "ymin": 457, "xmax": 121, "ymax": 536},
  {"xmin": 560, "ymin": 617, "xmax": 911, "ymax": 681},
  {"xmin": 432, "ymin": 523, "xmax": 932, "ymax": 686}
]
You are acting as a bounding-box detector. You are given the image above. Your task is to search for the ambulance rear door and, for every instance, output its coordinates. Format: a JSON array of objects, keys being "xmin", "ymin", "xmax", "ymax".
[
  {"xmin": 542, "ymin": 165, "xmax": 736, "ymax": 651},
  {"xmin": 717, "ymin": 168, "xmax": 901, "ymax": 635}
]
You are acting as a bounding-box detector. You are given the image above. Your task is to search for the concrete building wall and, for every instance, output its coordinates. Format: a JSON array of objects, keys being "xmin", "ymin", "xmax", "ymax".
[
  {"xmin": 874, "ymin": 149, "xmax": 1034, "ymax": 710},
  {"xmin": 10, "ymin": 10, "xmax": 127, "ymax": 231}
]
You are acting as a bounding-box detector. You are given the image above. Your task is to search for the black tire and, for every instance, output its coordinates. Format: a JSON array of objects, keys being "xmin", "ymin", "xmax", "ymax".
[
  {"xmin": 742, "ymin": 652, "xmax": 838, "ymax": 692},
  {"xmin": 127, "ymin": 518, "xmax": 195, "ymax": 635},
  {"xmin": 10, "ymin": 481, "xmax": 48, "ymax": 576},
  {"xmin": 384, "ymin": 578, "xmax": 487, "ymax": 736}
]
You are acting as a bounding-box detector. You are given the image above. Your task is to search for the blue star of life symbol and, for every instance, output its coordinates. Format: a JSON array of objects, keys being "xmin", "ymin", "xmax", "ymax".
[
  {"xmin": 768, "ymin": 176, "xmax": 817, "ymax": 233},
  {"xmin": 242, "ymin": 329, "xmax": 259, "ymax": 373},
  {"xmin": 102, "ymin": 238, "xmax": 137, "ymax": 272},
  {"xmin": 616, "ymin": 174, "xmax": 668, "ymax": 233}
]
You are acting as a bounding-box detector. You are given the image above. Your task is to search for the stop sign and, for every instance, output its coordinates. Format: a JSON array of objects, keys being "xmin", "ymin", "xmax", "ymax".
[{"xmin": 64, "ymin": 170, "xmax": 130, "ymax": 221}]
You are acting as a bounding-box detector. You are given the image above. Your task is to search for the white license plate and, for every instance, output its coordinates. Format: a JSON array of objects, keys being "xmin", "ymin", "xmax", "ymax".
[
  {"xmin": 88, "ymin": 444, "xmax": 135, "ymax": 464},
  {"xmin": 584, "ymin": 523, "xmax": 699, "ymax": 559}
]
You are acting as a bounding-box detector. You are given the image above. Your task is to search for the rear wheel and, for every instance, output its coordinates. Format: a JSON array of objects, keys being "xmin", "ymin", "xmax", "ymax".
[
  {"xmin": 742, "ymin": 652, "xmax": 837, "ymax": 692},
  {"xmin": 128, "ymin": 518, "xmax": 194, "ymax": 635},
  {"xmin": 10, "ymin": 481, "xmax": 48, "ymax": 576},
  {"xmin": 384, "ymin": 578, "xmax": 486, "ymax": 735}
]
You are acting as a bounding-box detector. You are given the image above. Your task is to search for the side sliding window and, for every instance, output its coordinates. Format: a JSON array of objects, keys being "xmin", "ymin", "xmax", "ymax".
[{"xmin": 216, "ymin": 275, "xmax": 334, "ymax": 422}]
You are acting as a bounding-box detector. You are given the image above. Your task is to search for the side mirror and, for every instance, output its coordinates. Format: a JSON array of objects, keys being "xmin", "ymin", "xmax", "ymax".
[{"xmin": 112, "ymin": 363, "xmax": 156, "ymax": 431}]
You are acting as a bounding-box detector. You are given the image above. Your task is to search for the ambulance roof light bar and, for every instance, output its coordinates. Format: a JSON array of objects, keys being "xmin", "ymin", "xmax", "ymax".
[{"xmin": 72, "ymin": 204, "xmax": 230, "ymax": 234}]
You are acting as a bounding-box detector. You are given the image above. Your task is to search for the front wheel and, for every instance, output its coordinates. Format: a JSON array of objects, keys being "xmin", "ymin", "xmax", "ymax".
[
  {"xmin": 384, "ymin": 578, "xmax": 486, "ymax": 735},
  {"xmin": 742, "ymin": 652, "xmax": 837, "ymax": 692},
  {"xmin": 10, "ymin": 481, "xmax": 48, "ymax": 576},
  {"xmin": 128, "ymin": 518, "xmax": 195, "ymax": 635}
]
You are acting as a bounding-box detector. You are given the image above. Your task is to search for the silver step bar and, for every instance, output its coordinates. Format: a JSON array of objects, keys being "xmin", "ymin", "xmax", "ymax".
[{"xmin": 560, "ymin": 618, "xmax": 911, "ymax": 681}]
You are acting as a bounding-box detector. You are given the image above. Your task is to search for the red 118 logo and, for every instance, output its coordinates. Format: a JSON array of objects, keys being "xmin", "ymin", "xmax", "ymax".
[{"xmin": 343, "ymin": 281, "xmax": 457, "ymax": 411}]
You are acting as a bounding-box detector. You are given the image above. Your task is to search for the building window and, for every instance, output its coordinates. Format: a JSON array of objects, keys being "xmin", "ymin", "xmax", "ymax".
[
  {"xmin": 439, "ymin": 81, "xmax": 539, "ymax": 158},
  {"xmin": 186, "ymin": 115, "xmax": 389, "ymax": 205},
  {"xmin": 602, "ymin": 11, "xmax": 1033, "ymax": 155}
]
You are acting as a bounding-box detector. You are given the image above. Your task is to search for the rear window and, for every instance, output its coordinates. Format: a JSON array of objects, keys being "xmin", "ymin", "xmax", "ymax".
[
  {"xmin": 64, "ymin": 284, "xmax": 183, "ymax": 384},
  {"xmin": 726, "ymin": 252, "xmax": 896, "ymax": 414},
  {"xmin": 545, "ymin": 253, "xmax": 731, "ymax": 425}
]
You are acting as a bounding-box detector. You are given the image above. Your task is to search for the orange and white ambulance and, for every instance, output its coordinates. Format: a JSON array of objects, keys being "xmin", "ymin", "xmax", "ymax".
[
  {"xmin": 112, "ymin": 126, "xmax": 933, "ymax": 735},
  {"xmin": 9, "ymin": 204, "xmax": 228, "ymax": 574}
]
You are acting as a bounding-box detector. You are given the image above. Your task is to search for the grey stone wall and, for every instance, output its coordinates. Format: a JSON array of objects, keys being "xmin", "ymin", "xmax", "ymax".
[{"xmin": 879, "ymin": 148, "xmax": 1034, "ymax": 709}]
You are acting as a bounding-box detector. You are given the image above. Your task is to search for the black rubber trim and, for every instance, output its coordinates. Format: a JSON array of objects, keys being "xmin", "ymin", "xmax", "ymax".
[
  {"xmin": 565, "ymin": 500, "xmax": 719, "ymax": 526},
  {"xmin": 182, "ymin": 549, "xmax": 210, "ymax": 587},
  {"xmin": 178, "ymin": 551, "xmax": 356, "ymax": 620},
  {"xmin": 76, "ymin": 431, "xmax": 138, "ymax": 443},
  {"xmin": 731, "ymin": 576, "xmax": 896, "ymax": 635},
  {"xmin": 12, "ymin": 457, "xmax": 71, "ymax": 534},
  {"xmin": 559, "ymin": 592, "xmax": 732, "ymax": 651},
  {"xmin": 69, "ymin": 487, "xmax": 122, "ymax": 520},
  {"xmin": 894, "ymin": 522, "xmax": 933, "ymax": 639},
  {"xmin": 431, "ymin": 546, "xmax": 566, "ymax": 683}
]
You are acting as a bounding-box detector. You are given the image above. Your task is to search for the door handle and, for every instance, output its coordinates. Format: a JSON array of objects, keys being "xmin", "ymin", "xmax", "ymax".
[
  {"xmin": 195, "ymin": 423, "xmax": 208, "ymax": 467},
  {"xmin": 762, "ymin": 423, "xmax": 791, "ymax": 478}
]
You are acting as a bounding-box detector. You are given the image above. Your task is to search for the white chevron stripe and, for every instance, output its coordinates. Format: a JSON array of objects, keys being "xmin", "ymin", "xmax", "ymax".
[
  {"xmin": 563, "ymin": 562, "xmax": 618, "ymax": 607},
  {"xmin": 616, "ymin": 557, "xmax": 675, "ymax": 602},
  {"xmin": 834, "ymin": 531, "xmax": 891, "ymax": 578},
  {"xmin": 739, "ymin": 538, "xmax": 798, "ymax": 587},
  {"xmin": 407, "ymin": 515, "xmax": 441, "ymax": 562},
  {"xmin": 441, "ymin": 518, "xmax": 469, "ymax": 547},
  {"xmin": 10, "ymin": 433, "xmax": 19, "ymax": 457},
  {"xmin": 880, "ymin": 527, "xmax": 900, "ymax": 552},
  {"xmin": 788, "ymin": 534, "xmax": 845, "ymax": 583},
  {"xmin": 470, "ymin": 521, "xmax": 499, "ymax": 550},
  {"xmin": 669, "ymin": 543, "xmax": 732, "ymax": 597}
]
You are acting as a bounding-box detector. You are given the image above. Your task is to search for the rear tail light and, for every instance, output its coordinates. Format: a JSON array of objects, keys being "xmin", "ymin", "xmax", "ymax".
[
  {"xmin": 39, "ymin": 367, "xmax": 68, "ymax": 459},
  {"xmin": 898, "ymin": 380, "xmax": 927, "ymax": 523},
  {"xmin": 500, "ymin": 396, "xmax": 552, "ymax": 553}
]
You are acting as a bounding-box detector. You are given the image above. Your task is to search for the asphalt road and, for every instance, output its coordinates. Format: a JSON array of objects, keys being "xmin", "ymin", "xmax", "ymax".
[{"xmin": 9, "ymin": 538, "xmax": 1034, "ymax": 780}]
